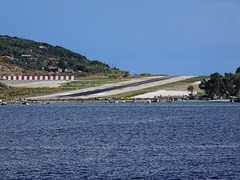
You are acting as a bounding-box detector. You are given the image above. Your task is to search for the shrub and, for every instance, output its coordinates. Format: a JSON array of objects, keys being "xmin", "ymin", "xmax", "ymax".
[{"xmin": 0, "ymin": 82, "xmax": 8, "ymax": 89}]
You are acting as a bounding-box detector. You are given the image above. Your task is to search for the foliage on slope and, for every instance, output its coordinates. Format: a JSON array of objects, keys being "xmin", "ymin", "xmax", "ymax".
[
  {"xmin": 0, "ymin": 35, "xmax": 127, "ymax": 76},
  {"xmin": 199, "ymin": 67, "xmax": 240, "ymax": 97}
]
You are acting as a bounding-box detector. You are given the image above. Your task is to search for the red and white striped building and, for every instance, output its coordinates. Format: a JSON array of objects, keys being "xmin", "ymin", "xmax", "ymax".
[{"xmin": 0, "ymin": 76, "xmax": 74, "ymax": 81}]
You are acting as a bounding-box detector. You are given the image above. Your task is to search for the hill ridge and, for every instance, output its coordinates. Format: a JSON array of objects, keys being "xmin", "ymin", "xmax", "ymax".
[{"xmin": 0, "ymin": 35, "xmax": 127, "ymax": 77}]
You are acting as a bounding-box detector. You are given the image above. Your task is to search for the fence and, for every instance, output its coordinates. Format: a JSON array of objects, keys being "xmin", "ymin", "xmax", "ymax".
[{"xmin": 0, "ymin": 76, "xmax": 74, "ymax": 81}]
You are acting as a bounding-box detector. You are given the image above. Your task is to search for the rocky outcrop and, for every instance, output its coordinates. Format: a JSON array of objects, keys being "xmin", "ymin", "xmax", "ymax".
[
  {"xmin": 0, "ymin": 61, "xmax": 24, "ymax": 75},
  {"xmin": 0, "ymin": 61, "xmax": 48, "ymax": 76}
]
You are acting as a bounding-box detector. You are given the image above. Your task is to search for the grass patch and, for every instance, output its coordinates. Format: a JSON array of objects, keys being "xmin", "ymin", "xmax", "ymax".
[
  {"xmin": 62, "ymin": 78, "xmax": 129, "ymax": 89},
  {"xmin": 0, "ymin": 87, "xmax": 70, "ymax": 99},
  {"xmin": 174, "ymin": 76, "xmax": 208, "ymax": 83}
]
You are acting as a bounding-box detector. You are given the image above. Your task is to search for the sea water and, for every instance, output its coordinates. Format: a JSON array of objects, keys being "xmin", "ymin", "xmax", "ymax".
[{"xmin": 0, "ymin": 102, "xmax": 240, "ymax": 179}]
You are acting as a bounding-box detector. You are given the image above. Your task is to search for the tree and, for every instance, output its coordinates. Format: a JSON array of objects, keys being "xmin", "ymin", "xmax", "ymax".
[
  {"xmin": 199, "ymin": 68, "xmax": 240, "ymax": 98},
  {"xmin": 58, "ymin": 60, "xmax": 66, "ymax": 69},
  {"xmin": 187, "ymin": 85, "xmax": 194, "ymax": 94},
  {"xmin": 234, "ymin": 73, "xmax": 240, "ymax": 96},
  {"xmin": 123, "ymin": 71, "xmax": 130, "ymax": 78},
  {"xmin": 76, "ymin": 65, "xmax": 87, "ymax": 72},
  {"xmin": 236, "ymin": 67, "xmax": 240, "ymax": 74},
  {"xmin": 222, "ymin": 73, "xmax": 235, "ymax": 97},
  {"xmin": 199, "ymin": 72, "xmax": 224, "ymax": 97},
  {"xmin": 0, "ymin": 82, "xmax": 8, "ymax": 89}
]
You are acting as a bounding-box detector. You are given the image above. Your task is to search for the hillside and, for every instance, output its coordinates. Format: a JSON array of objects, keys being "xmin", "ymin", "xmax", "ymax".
[
  {"xmin": 0, "ymin": 61, "xmax": 24, "ymax": 75},
  {"xmin": 0, "ymin": 61, "xmax": 50, "ymax": 76},
  {"xmin": 0, "ymin": 35, "xmax": 128, "ymax": 76}
]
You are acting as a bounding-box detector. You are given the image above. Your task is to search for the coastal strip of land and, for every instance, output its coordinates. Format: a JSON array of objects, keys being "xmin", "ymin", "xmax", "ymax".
[{"xmin": 29, "ymin": 76, "xmax": 194, "ymax": 100}]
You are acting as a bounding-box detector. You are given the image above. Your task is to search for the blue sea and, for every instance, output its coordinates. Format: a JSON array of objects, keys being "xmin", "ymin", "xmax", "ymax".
[{"xmin": 0, "ymin": 102, "xmax": 240, "ymax": 179}]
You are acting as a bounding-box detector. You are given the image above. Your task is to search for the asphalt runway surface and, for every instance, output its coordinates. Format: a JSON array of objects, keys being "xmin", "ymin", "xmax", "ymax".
[
  {"xmin": 27, "ymin": 76, "xmax": 194, "ymax": 99},
  {"xmin": 59, "ymin": 76, "xmax": 174, "ymax": 98}
]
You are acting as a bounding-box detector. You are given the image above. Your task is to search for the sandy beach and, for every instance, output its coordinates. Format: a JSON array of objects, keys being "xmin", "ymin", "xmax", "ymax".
[{"xmin": 133, "ymin": 90, "xmax": 198, "ymax": 99}]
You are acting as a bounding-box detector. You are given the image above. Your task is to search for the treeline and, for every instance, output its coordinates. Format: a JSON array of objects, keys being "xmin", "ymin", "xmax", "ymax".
[
  {"xmin": 0, "ymin": 35, "xmax": 127, "ymax": 76},
  {"xmin": 199, "ymin": 67, "xmax": 240, "ymax": 98}
]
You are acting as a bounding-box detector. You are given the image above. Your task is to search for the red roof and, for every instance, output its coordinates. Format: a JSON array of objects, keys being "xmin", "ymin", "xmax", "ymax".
[
  {"xmin": 1, "ymin": 55, "xmax": 14, "ymax": 59},
  {"xmin": 49, "ymin": 58, "xmax": 60, "ymax": 61},
  {"xmin": 49, "ymin": 67, "xmax": 57, "ymax": 69}
]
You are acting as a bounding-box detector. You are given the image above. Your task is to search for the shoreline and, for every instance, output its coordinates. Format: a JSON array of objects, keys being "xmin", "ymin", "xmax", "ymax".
[{"xmin": 3, "ymin": 99, "xmax": 231, "ymax": 104}]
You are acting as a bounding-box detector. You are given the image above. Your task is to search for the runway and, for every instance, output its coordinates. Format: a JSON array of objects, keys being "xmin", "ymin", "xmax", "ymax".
[
  {"xmin": 60, "ymin": 76, "xmax": 173, "ymax": 98},
  {"xmin": 29, "ymin": 76, "xmax": 194, "ymax": 99}
]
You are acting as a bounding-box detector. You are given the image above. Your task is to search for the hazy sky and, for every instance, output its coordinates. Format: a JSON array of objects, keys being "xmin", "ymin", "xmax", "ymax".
[{"xmin": 1, "ymin": 0, "xmax": 240, "ymax": 75}]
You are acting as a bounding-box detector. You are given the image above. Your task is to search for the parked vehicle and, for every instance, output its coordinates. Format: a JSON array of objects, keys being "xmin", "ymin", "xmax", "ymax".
[{"xmin": 1, "ymin": 101, "xmax": 7, "ymax": 105}]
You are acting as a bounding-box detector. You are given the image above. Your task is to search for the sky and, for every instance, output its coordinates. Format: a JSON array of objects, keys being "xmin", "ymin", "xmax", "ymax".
[{"xmin": 0, "ymin": 0, "xmax": 240, "ymax": 76}]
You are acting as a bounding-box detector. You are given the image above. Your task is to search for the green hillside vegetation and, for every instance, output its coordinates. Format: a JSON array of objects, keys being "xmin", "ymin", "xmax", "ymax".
[
  {"xmin": 0, "ymin": 35, "xmax": 128, "ymax": 76},
  {"xmin": 199, "ymin": 67, "xmax": 240, "ymax": 98}
]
